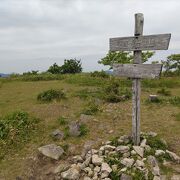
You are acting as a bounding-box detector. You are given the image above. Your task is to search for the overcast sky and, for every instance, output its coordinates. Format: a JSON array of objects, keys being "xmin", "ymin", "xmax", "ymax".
[{"xmin": 0, "ymin": 0, "xmax": 180, "ymax": 73}]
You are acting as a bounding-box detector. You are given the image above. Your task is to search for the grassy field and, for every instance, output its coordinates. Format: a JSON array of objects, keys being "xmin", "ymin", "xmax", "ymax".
[{"xmin": 0, "ymin": 74, "xmax": 180, "ymax": 179}]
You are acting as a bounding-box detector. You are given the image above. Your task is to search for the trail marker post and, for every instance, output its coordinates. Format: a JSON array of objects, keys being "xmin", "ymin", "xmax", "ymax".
[{"xmin": 109, "ymin": 13, "xmax": 171, "ymax": 145}]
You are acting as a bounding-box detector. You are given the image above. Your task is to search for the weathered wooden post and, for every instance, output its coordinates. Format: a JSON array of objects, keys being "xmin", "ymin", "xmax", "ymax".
[
  {"xmin": 132, "ymin": 13, "xmax": 144, "ymax": 145},
  {"xmin": 109, "ymin": 13, "xmax": 171, "ymax": 145}
]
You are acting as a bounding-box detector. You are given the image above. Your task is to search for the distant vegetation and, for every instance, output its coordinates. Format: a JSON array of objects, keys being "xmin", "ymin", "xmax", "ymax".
[{"xmin": 37, "ymin": 89, "xmax": 66, "ymax": 102}]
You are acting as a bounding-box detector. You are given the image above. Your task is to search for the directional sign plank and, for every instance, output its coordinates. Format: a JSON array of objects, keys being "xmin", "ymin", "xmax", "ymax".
[
  {"xmin": 110, "ymin": 33, "xmax": 171, "ymax": 51},
  {"xmin": 113, "ymin": 64, "xmax": 162, "ymax": 79}
]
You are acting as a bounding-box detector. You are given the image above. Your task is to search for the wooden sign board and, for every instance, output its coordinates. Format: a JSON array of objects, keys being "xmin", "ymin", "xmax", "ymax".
[
  {"xmin": 113, "ymin": 64, "xmax": 162, "ymax": 79},
  {"xmin": 110, "ymin": 33, "xmax": 171, "ymax": 51}
]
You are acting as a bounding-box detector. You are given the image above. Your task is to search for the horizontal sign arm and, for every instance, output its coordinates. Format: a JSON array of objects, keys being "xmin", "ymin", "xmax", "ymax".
[
  {"xmin": 110, "ymin": 33, "xmax": 171, "ymax": 51},
  {"xmin": 113, "ymin": 64, "xmax": 163, "ymax": 79}
]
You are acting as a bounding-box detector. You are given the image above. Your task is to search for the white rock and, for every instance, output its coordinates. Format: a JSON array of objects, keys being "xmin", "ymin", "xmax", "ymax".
[
  {"xmin": 61, "ymin": 168, "xmax": 80, "ymax": 180},
  {"xmin": 120, "ymin": 173, "xmax": 132, "ymax": 180},
  {"xmin": 116, "ymin": 146, "xmax": 130, "ymax": 153},
  {"xmin": 112, "ymin": 164, "xmax": 118, "ymax": 171},
  {"xmin": 38, "ymin": 144, "xmax": 64, "ymax": 160},
  {"xmin": 101, "ymin": 172, "xmax": 109, "ymax": 178},
  {"xmin": 101, "ymin": 162, "xmax": 112, "ymax": 174},
  {"xmin": 153, "ymin": 176, "xmax": 161, "ymax": 180},
  {"xmin": 131, "ymin": 150, "xmax": 137, "ymax": 155},
  {"xmin": 147, "ymin": 156, "xmax": 158, "ymax": 167},
  {"xmin": 140, "ymin": 139, "xmax": 147, "ymax": 147},
  {"xmin": 135, "ymin": 160, "xmax": 145, "ymax": 167},
  {"xmin": 133, "ymin": 146, "xmax": 144, "ymax": 157},
  {"xmin": 92, "ymin": 154, "xmax": 103, "ymax": 166},
  {"xmin": 118, "ymin": 135, "xmax": 130, "ymax": 144},
  {"xmin": 120, "ymin": 167, "xmax": 127, "ymax": 172},
  {"xmin": 121, "ymin": 158, "xmax": 134, "ymax": 168},
  {"xmin": 155, "ymin": 150, "xmax": 165, "ymax": 157},
  {"xmin": 152, "ymin": 166, "xmax": 160, "ymax": 176},
  {"xmin": 54, "ymin": 163, "xmax": 70, "ymax": 174},
  {"xmin": 72, "ymin": 155, "xmax": 83, "ymax": 163},
  {"xmin": 84, "ymin": 177, "xmax": 91, "ymax": 180},
  {"xmin": 171, "ymin": 175, "xmax": 180, "ymax": 180},
  {"xmin": 145, "ymin": 145, "xmax": 152, "ymax": 152},
  {"xmin": 166, "ymin": 150, "xmax": 180, "ymax": 163},
  {"xmin": 123, "ymin": 152, "xmax": 130, "ymax": 158},
  {"xmin": 147, "ymin": 131, "xmax": 157, "ymax": 137},
  {"xmin": 94, "ymin": 166, "xmax": 100, "ymax": 173},
  {"xmin": 104, "ymin": 145, "xmax": 116, "ymax": 151},
  {"xmin": 105, "ymin": 141, "xmax": 112, "ymax": 145}
]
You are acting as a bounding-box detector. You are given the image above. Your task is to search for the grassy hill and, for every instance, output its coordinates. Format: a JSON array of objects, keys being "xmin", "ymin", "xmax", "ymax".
[{"xmin": 0, "ymin": 73, "xmax": 179, "ymax": 179}]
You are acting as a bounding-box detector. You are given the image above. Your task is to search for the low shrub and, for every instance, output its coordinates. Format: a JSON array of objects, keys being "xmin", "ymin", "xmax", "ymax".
[
  {"xmin": 90, "ymin": 70, "xmax": 109, "ymax": 78},
  {"xmin": 169, "ymin": 96, "xmax": 180, "ymax": 106},
  {"xmin": 0, "ymin": 111, "xmax": 39, "ymax": 159},
  {"xmin": 37, "ymin": 89, "xmax": 66, "ymax": 102},
  {"xmin": 103, "ymin": 80, "xmax": 131, "ymax": 103},
  {"xmin": 157, "ymin": 88, "xmax": 171, "ymax": 96},
  {"xmin": 58, "ymin": 116, "xmax": 68, "ymax": 125},
  {"xmin": 79, "ymin": 124, "xmax": 89, "ymax": 136},
  {"xmin": 82, "ymin": 100, "xmax": 101, "ymax": 115}
]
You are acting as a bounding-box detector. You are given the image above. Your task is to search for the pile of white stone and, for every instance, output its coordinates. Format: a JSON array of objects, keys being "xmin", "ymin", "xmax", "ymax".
[{"xmin": 58, "ymin": 132, "xmax": 180, "ymax": 180}]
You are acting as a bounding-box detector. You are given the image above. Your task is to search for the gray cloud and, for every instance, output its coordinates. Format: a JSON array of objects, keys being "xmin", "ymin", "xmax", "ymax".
[{"xmin": 0, "ymin": 0, "xmax": 180, "ymax": 73}]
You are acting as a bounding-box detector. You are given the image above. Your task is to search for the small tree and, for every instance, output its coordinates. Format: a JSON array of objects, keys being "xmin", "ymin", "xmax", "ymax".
[
  {"xmin": 61, "ymin": 59, "xmax": 82, "ymax": 74},
  {"xmin": 47, "ymin": 63, "xmax": 61, "ymax": 74},
  {"xmin": 162, "ymin": 54, "xmax": 180, "ymax": 75},
  {"xmin": 98, "ymin": 51, "xmax": 154, "ymax": 69}
]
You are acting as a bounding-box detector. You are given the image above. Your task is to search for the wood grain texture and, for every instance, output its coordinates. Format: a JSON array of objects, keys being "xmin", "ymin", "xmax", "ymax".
[
  {"xmin": 113, "ymin": 64, "xmax": 162, "ymax": 79},
  {"xmin": 132, "ymin": 13, "xmax": 144, "ymax": 145},
  {"xmin": 110, "ymin": 33, "xmax": 171, "ymax": 51}
]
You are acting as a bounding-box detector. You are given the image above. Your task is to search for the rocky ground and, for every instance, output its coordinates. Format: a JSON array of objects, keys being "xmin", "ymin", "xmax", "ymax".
[{"xmin": 29, "ymin": 132, "xmax": 180, "ymax": 180}]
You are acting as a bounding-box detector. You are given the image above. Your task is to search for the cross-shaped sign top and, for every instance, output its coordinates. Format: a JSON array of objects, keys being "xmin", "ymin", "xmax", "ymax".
[{"xmin": 109, "ymin": 13, "xmax": 171, "ymax": 145}]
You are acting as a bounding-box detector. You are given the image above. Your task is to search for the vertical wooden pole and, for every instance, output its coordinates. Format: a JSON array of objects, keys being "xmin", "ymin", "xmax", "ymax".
[{"xmin": 132, "ymin": 13, "xmax": 144, "ymax": 145}]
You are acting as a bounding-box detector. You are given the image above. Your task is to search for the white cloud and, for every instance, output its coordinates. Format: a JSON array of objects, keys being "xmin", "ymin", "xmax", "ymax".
[{"xmin": 0, "ymin": 0, "xmax": 180, "ymax": 73}]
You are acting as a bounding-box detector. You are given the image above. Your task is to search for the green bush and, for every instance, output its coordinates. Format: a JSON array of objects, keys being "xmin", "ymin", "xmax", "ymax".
[
  {"xmin": 169, "ymin": 96, "xmax": 180, "ymax": 106},
  {"xmin": 79, "ymin": 124, "xmax": 89, "ymax": 136},
  {"xmin": 157, "ymin": 88, "xmax": 171, "ymax": 96},
  {"xmin": 0, "ymin": 111, "xmax": 39, "ymax": 159},
  {"xmin": 82, "ymin": 100, "xmax": 100, "ymax": 115},
  {"xmin": 103, "ymin": 80, "xmax": 131, "ymax": 103},
  {"xmin": 37, "ymin": 89, "xmax": 66, "ymax": 102},
  {"xmin": 58, "ymin": 116, "xmax": 68, "ymax": 125},
  {"xmin": 90, "ymin": 70, "xmax": 109, "ymax": 78}
]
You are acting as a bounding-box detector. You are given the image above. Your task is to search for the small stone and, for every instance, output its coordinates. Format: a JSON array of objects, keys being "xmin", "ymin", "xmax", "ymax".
[
  {"xmin": 140, "ymin": 139, "xmax": 147, "ymax": 148},
  {"xmin": 105, "ymin": 141, "xmax": 112, "ymax": 145},
  {"xmin": 104, "ymin": 145, "xmax": 116, "ymax": 151},
  {"xmin": 94, "ymin": 166, "xmax": 100, "ymax": 173},
  {"xmin": 82, "ymin": 157, "xmax": 91, "ymax": 168},
  {"xmin": 155, "ymin": 150, "xmax": 165, "ymax": 157},
  {"xmin": 84, "ymin": 177, "xmax": 91, "ymax": 180},
  {"xmin": 147, "ymin": 131, "xmax": 157, "ymax": 137},
  {"xmin": 101, "ymin": 162, "xmax": 112, "ymax": 174},
  {"xmin": 171, "ymin": 175, "xmax": 180, "ymax": 180},
  {"xmin": 123, "ymin": 152, "xmax": 130, "ymax": 158},
  {"xmin": 131, "ymin": 150, "xmax": 137, "ymax": 155},
  {"xmin": 120, "ymin": 173, "xmax": 132, "ymax": 180},
  {"xmin": 120, "ymin": 167, "xmax": 127, "ymax": 172},
  {"xmin": 135, "ymin": 160, "xmax": 145, "ymax": 167},
  {"xmin": 121, "ymin": 158, "xmax": 134, "ymax": 168},
  {"xmin": 145, "ymin": 145, "xmax": 152, "ymax": 152},
  {"xmin": 101, "ymin": 172, "xmax": 109, "ymax": 178},
  {"xmin": 152, "ymin": 166, "xmax": 160, "ymax": 176},
  {"xmin": 54, "ymin": 163, "xmax": 70, "ymax": 174},
  {"xmin": 116, "ymin": 146, "xmax": 130, "ymax": 153},
  {"xmin": 38, "ymin": 144, "xmax": 64, "ymax": 160},
  {"xmin": 51, "ymin": 129, "xmax": 64, "ymax": 140},
  {"xmin": 149, "ymin": 95, "xmax": 159, "ymax": 103},
  {"xmin": 147, "ymin": 156, "xmax": 158, "ymax": 167},
  {"xmin": 61, "ymin": 168, "xmax": 80, "ymax": 180},
  {"xmin": 108, "ymin": 130, "xmax": 114, "ymax": 134},
  {"xmin": 153, "ymin": 176, "xmax": 161, "ymax": 180},
  {"xmin": 118, "ymin": 135, "xmax": 130, "ymax": 144},
  {"xmin": 133, "ymin": 146, "xmax": 144, "ymax": 157},
  {"xmin": 91, "ymin": 149, "xmax": 98, "ymax": 154},
  {"xmin": 68, "ymin": 121, "xmax": 81, "ymax": 137},
  {"xmin": 72, "ymin": 155, "xmax": 83, "ymax": 163},
  {"xmin": 89, "ymin": 163, "xmax": 94, "ymax": 169},
  {"xmin": 112, "ymin": 164, "xmax": 118, "ymax": 171},
  {"xmin": 92, "ymin": 154, "xmax": 103, "ymax": 166},
  {"xmin": 166, "ymin": 150, "xmax": 180, "ymax": 163}
]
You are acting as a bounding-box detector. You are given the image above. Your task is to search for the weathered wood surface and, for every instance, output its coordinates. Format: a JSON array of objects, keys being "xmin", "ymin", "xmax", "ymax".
[
  {"xmin": 113, "ymin": 64, "xmax": 162, "ymax": 79},
  {"xmin": 132, "ymin": 13, "xmax": 143, "ymax": 145},
  {"xmin": 110, "ymin": 33, "xmax": 171, "ymax": 51}
]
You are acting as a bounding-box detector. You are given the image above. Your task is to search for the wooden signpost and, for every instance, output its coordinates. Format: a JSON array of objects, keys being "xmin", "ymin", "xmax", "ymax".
[{"xmin": 109, "ymin": 13, "xmax": 171, "ymax": 145}]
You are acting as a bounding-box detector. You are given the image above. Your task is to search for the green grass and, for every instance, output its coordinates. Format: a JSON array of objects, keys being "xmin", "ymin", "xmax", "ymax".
[{"xmin": 0, "ymin": 74, "xmax": 179, "ymax": 179}]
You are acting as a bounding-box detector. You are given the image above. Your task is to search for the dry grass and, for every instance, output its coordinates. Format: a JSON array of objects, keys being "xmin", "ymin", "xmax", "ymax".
[{"xmin": 0, "ymin": 77, "xmax": 179, "ymax": 179}]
